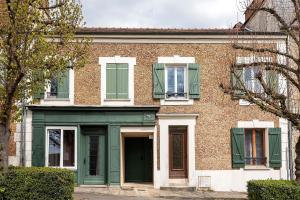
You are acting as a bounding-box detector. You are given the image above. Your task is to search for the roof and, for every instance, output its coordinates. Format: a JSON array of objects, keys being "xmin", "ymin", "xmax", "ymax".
[
  {"xmin": 244, "ymin": 0, "xmax": 266, "ymax": 27},
  {"xmin": 76, "ymin": 27, "xmax": 285, "ymax": 36}
]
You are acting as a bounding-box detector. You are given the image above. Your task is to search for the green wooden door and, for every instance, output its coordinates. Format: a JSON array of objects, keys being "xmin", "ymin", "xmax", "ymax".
[
  {"xmin": 125, "ymin": 138, "xmax": 153, "ymax": 182},
  {"xmin": 83, "ymin": 134, "xmax": 106, "ymax": 185}
]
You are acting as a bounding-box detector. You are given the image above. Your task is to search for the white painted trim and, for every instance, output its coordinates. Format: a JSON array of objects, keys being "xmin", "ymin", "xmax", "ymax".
[
  {"xmin": 40, "ymin": 69, "xmax": 74, "ymax": 106},
  {"xmin": 74, "ymin": 34, "xmax": 287, "ymax": 45},
  {"xmin": 160, "ymin": 99, "xmax": 194, "ymax": 106},
  {"xmin": 157, "ymin": 114, "xmax": 199, "ymax": 119},
  {"xmin": 99, "ymin": 56, "xmax": 136, "ymax": 106},
  {"xmin": 120, "ymin": 127, "xmax": 155, "ymax": 133},
  {"xmin": 157, "ymin": 115, "xmax": 197, "ymax": 188},
  {"xmin": 237, "ymin": 120, "xmax": 274, "ymax": 128},
  {"xmin": 45, "ymin": 126, "xmax": 77, "ymax": 170},
  {"xmin": 158, "ymin": 55, "xmax": 195, "ymax": 64},
  {"xmin": 25, "ymin": 110, "xmax": 32, "ymax": 167}
]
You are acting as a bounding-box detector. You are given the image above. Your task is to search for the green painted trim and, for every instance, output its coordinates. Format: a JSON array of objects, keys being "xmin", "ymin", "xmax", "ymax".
[{"xmin": 28, "ymin": 105, "xmax": 160, "ymax": 111}]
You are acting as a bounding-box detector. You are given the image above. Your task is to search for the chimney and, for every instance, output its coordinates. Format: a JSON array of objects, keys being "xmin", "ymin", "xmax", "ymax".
[{"xmin": 245, "ymin": 0, "xmax": 264, "ymax": 21}]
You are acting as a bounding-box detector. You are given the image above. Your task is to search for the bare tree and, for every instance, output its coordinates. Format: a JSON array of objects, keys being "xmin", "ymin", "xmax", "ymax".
[
  {"xmin": 221, "ymin": 0, "xmax": 300, "ymax": 181},
  {"xmin": 0, "ymin": 0, "xmax": 89, "ymax": 171}
]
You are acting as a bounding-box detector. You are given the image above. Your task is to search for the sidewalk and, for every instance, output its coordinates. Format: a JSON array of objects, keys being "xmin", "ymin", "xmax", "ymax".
[{"xmin": 74, "ymin": 186, "xmax": 248, "ymax": 200}]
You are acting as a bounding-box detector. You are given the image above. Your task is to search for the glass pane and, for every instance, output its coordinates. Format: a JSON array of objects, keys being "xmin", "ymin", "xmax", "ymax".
[
  {"xmin": 50, "ymin": 78, "xmax": 58, "ymax": 96},
  {"xmin": 63, "ymin": 130, "xmax": 75, "ymax": 167},
  {"xmin": 167, "ymin": 67, "xmax": 175, "ymax": 97},
  {"xmin": 255, "ymin": 130, "xmax": 264, "ymax": 165},
  {"xmin": 244, "ymin": 68, "xmax": 252, "ymax": 91},
  {"xmin": 245, "ymin": 130, "xmax": 252, "ymax": 165},
  {"xmin": 177, "ymin": 67, "xmax": 185, "ymax": 97},
  {"xmin": 89, "ymin": 136, "xmax": 99, "ymax": 176},
  {"xmin": 48, "ymin": 129, "xmax": 61, "ymax": 167}
]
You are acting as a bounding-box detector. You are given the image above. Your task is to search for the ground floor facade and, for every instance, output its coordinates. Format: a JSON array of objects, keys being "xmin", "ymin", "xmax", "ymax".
[{"xmin": 9, "ymin": 106, "xmax": 290, "ymax": 192}]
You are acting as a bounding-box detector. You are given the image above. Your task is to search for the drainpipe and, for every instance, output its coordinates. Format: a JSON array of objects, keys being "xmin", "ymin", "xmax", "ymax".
[
  {"xmin": 20, "ymin": 101, "xmax": 27, "ymax": 167},
  {"xmin": 286, "ymin": 35, "xmax": 294, "ymax": 180}
]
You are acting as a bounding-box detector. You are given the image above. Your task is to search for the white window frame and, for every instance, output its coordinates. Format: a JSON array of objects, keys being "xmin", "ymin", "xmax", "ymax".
[
  {"xmin": 158, "ymin": 55, "xmax": 195, "ymax": 106},
  {"xmin": 41, "ymin": 69, "xmax": 74, "ymax": 105},
  {"xmin": 99, "ymin": 56, "xmax": 136, "ymax": 106},
  {"xmin": 165, "ymin": 65, "xmax": 188, "ymax": 100},
  {"xmin": 45, "ymin": 126, "xmax": 77, "ymax": 170}
]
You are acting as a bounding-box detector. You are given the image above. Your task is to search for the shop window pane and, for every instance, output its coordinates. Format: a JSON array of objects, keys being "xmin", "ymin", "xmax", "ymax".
[
  {"xmin": 48, "ymin": 129, "xmax": 61, "ymax": 167},
  {"xmin": 63, "ymin": 130, "xmax": 75, "ymax": 167}
]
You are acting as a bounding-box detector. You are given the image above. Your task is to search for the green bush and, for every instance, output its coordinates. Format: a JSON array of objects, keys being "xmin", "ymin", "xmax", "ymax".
[
  {"xmin": 248, "ymin": 180, "xmax": 300, "ymax": 200},
  {"xmin": 1, "ymin": 167, "xmax": 74, "ymax": 200}
]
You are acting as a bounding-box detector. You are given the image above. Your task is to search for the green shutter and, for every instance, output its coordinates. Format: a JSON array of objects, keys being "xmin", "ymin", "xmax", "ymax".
[
  {"xmin": 32, "ymin": 70, "xmax": 45, "ymax": 100},
  {"xmin": 153, "ymin": 63, "xmax": 165, "ymax": 99},
  {"xmin": 188, "ymin": 63, "xmax": 200, "ymax": 99},
  {"xmin": 266, "ymin": 70, "xmax": 279, "ymax": 93},
  {"xmin": 106, "ymin": 64, "xmax": 117, "ymax": 99},
  {"xmin": 231, "ymin": 128, "xmax": 245, "ymax": 168},
  {"xmin": 32, "ymin": 124, "xmax": 45, "ymax": 167},
  {"xmin": 269, "ymin": 128, "xmax": 282, "ymax": 168},
  {"xmin": 231, "ymin": 68, "xmax": 244, "ymax": 97},
  {"xmin": 116, "ymin": 63, "xmax": 129, "ymax": 99},
  {"xmin": 57, "ymin": 70, "xmax": 69, "ymax": 98},
  {"xmin": 108, "ymin": 125, "xmax": 120, "ymax": 185}
]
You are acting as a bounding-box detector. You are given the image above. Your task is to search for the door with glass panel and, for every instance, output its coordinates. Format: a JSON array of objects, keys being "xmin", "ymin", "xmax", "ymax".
[
  {"xmin": 83, "ymin": 134, "xmax": 106, "ymax": 185},
  {"xmin": 169, "ymin": 126, "xmax": 188, "ymax": 178}
]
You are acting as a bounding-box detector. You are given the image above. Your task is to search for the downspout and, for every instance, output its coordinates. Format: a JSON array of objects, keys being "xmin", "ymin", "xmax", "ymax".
[
  {"xmin": 286, "ymin": 35, "xmax": 294, "ymax": 180},
  {"xmin": 20, "ymin": 101, "xmax": 27, "ymax": 167}
]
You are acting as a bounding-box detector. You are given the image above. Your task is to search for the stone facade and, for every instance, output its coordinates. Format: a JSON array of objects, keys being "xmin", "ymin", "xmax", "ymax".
[{"xmin": 74, "ymin": 42, "xmax": 279, "ymax": 170}]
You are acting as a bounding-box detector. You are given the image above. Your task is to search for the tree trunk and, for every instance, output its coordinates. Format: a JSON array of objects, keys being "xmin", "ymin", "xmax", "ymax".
[
  {"xmin": 295, "ymin": 136, "xmax": 300, "ymax": 182},
  {"xmin": 0, "ymin": 121, "xmax": 9, "ymax": 172}
]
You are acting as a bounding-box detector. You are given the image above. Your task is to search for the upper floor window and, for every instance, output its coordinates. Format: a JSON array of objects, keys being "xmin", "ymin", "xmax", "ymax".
[
  {"xmin": 153, "ymin": 56, "xmax": 200, "ymax": 105},
  {"xmin": 99, "ymin": 56, "xmax": 136, "ymax": 106},
  {"xmin": 46, "ymin": 70, "xmax": 70, "ymax": 99},
  {"xmin": 166, "ymin": 65, "xmax": 187, "ymax": 99},
  {"xmin": 244, "ymin": 66, "xmax": 263, "ymax": 93}
]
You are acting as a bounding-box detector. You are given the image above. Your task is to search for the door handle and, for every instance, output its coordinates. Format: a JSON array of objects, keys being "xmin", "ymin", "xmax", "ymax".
[{"xmin": 84, "ymin": 158, "xmax": 86, "ymax": 165}]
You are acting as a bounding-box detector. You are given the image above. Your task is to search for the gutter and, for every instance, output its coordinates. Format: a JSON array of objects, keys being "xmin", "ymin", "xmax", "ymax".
[{"xmin": 286, "ymin": 35, "xmax": 294, "ymax": 180}]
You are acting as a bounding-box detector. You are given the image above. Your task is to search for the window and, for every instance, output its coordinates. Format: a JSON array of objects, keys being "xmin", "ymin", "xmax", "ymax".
[
  {"xmin": 153, "ymin": 56, "xmax": 200, "ymax": 106},
  {"xmin": 46, "ymin": 70, "xmax": 70, "ymax": 99},
  {"xmin": 99, "ymin": 56, "xmax": 136, "ymax": 106},
  {"xmin": 106, "ymin": 63, "xmax": 129, "ymax": 100},
  {"xmin": 244, "ymin": 129, "xmax": 266, "ymax": 166},
  {"xmin": 46, "ymin": 127, "xmax": 76, "ymax": 168},
  {"xmin": 166, "ymin": 66, "xmax": 187, "ymax": 99}
]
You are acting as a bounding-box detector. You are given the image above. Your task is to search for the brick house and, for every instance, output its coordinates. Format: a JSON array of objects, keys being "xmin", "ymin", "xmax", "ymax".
[{"xmin": 8, "ymin": 28, "xmax": 289, "ymax": 192}]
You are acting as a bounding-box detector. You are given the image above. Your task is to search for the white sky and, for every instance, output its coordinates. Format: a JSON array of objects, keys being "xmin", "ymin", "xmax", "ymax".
[{"xmin": 81, "ymin": 0, "xmax": 245, "ymax": 29}]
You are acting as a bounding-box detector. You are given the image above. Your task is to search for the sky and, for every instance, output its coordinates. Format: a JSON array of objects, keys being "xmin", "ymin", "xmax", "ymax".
[{"xmin": 81, "ymin": 0, "xmax": 245, "ymax": 29}]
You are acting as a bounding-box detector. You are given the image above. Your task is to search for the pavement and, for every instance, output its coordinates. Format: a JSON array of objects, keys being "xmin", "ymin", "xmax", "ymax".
[{"xmin": 74, "ymin": 186, "xmax": 248, "ymax": 200}]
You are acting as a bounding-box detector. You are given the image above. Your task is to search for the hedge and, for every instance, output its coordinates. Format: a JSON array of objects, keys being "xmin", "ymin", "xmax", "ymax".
[
  {"xmin": 248, "ymin": 180, "xmax": 300, "ymax": 200},
  {"xmin": 0, "ymin": 167, "xmax": 74, "ymax": 200}
]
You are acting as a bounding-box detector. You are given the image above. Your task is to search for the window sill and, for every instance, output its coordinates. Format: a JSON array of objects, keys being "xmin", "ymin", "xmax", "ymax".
[
  {"xmin": 160, "ymin": 99, "xmax": 194, "ymax": 106},
  {"xmin": 104, "ymin": 99, "xmax": 130, "ymax": 102},
  {"xmin": 239, "ymin": 99, "xmax": 255, "ymax": 106},
  {"xmin": 244, "ymin": 165, "xmax": 271, "ymax": 170},
  {"xmin": 102, "ymin": 99, "xmax": 133, "ymax": 106},
  {"xmin": 44, "ymin": 98, "xmax": 70, "ymax": 101}
]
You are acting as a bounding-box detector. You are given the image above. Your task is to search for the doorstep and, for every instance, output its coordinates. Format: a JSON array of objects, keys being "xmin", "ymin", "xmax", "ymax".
[{"xmin": 160, "ymin": 186, "xmax": 197, "ymax": 192}]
